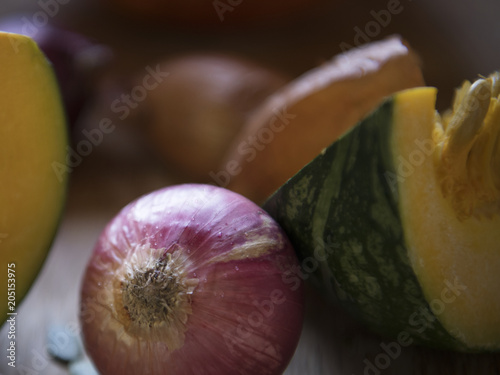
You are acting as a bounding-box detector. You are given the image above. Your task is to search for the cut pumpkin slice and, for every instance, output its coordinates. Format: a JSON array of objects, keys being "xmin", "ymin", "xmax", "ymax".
[
  {"xmin": 263, "ymin": 72, "xmax": 500, "ymax": 351},
  {"xmin": 221, "ymin": 35, "xmax": 425, "ymax": 204},
  {"xmin": 0, "ymin": 32, "xmax": 68, "ymax": 324}
]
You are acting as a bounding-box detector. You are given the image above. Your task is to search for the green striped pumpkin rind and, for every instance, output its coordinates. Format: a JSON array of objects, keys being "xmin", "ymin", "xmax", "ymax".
[{"xmin": 263, "ymin": 97, "xmax": 468, "ymax": 351}]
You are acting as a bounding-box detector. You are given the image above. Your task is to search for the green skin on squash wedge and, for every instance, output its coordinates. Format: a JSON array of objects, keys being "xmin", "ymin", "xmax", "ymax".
[
  {"xmin": 263, "ymin": 72, "xmax": 500, "ymax": 352},
  {"xmin": 0, "ymin": 32, "xmax": 68, "ymax": 324}
]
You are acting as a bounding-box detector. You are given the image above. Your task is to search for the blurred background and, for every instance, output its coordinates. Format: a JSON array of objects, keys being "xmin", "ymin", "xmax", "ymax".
[
  {"xmin": 1, "ymin": 0, "xmax": 499, "ymax": 374},
  {"xmin": 2, "ymin": 0, "xmax": 499, "ymax": 202},
  {"xmin": 2, "ymin": 0, "xmax": 499, "ymax": 107}
]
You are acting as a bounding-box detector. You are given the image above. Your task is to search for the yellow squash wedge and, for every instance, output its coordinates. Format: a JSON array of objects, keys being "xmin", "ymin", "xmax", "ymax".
[{"xmin": 0, "ymin": 32, "xmax": 68, "ymax": 323}]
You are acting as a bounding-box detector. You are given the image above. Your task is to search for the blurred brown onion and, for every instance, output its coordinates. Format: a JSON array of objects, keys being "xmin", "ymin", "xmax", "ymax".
[{"xmin": 136, "ymin": 53, "xmax": 290, "ymax": 181}]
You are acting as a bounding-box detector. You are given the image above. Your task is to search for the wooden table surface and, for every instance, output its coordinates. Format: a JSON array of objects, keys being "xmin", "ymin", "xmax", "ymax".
[{"xmin": 1, "ymin": 0, "xmax": 500, "ymax": 373}]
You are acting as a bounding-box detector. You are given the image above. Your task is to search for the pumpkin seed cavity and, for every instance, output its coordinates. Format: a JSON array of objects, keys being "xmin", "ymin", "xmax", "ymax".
[{"xmin": 435, "ymin": 72, "xmax": 500, "ymax": 220}]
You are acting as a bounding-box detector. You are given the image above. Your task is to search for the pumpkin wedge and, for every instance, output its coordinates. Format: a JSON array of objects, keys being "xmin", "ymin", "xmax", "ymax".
[
  {"xmin": 263, "ymin": 72, "xmax": 500, "ymax": 352},
  {"xmin": 220, "ymin": 35, "xmax": 424, "ymax": 204},
  {"xmin": 0, "ymin": 32, "xmax": 68, "ymax": 324}
]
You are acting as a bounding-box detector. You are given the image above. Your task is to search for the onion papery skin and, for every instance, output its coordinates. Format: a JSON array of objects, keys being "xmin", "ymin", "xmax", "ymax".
[{"xmin": 80, "ymin": 184, "xmax": 304, "ymax": 375}]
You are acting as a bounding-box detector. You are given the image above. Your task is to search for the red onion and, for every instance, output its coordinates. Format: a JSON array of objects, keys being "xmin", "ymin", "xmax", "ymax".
[
  {"xmin": 0, "ymin": 14, "xmax": 112, "ymax": 131},
  {"xmin": 80, "ymin": 184, "xmax": 304, "ymax": 375}
]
